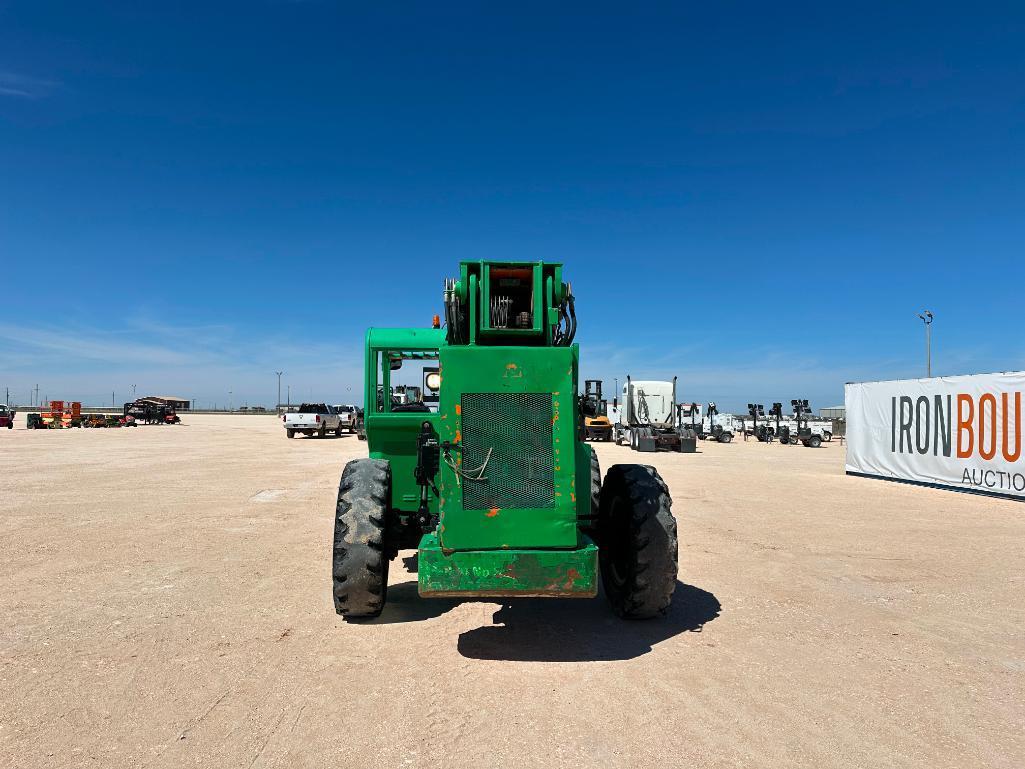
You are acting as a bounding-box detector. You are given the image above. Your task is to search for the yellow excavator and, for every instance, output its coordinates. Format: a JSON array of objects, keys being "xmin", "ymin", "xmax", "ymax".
[{"xmin": 583, "ymin": 379, "xmax": 613, "ymax": 441}]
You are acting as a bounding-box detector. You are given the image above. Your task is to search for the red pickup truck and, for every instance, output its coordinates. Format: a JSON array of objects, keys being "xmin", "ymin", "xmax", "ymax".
[{"xmin": 0, "ymin": 405, "xmax": 15, "ymax": 429}]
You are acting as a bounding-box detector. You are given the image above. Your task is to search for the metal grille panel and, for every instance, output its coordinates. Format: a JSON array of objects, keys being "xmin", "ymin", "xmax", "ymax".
[{"xmin": 461, "ymin": 392, "xmax": 555, "ymax": 510}]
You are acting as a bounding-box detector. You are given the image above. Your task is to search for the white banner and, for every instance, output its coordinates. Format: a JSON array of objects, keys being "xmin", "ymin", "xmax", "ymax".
[{"xmin": 845, "ymin": 371, "xmax": 1025, "ymax": 500}]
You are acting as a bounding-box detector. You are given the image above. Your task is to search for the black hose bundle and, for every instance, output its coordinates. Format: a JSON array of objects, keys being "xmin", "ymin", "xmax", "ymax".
[
  {"xmin": 443, "ymin": 278, "xmax": 466, "ymax": 345},
  {"xmin": 552, "ymin": 287, "xmax": 577, "ymax": 346}
]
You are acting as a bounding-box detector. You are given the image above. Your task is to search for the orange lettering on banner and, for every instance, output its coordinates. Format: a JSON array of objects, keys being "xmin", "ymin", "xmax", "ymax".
[
  {"xmin": 979, "ymin": 393, "xmax": 997, "ymax": 460},
  {"xmin": 957, "ymin": 394, "xmax": 974, "ymax": 458},
  {"xmin": 1003, "ymin": 392, "xmax": 1022, "ymax": 462}
]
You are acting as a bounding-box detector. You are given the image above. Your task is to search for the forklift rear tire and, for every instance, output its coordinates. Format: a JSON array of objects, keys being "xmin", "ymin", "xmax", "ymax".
[
  {"xmin": 598, "ymin": 464, "xmax": 677, "ymax": 619},
  {"xmin": 332, "ymin": 458, "xmax": 390, "ymax": 619},
  {"xmin": 719, "ymin": 432, "xmax": 733, "ymax": 443},
  {"xmin": 807, "ymin": 435, "xmax": 822, "ymax": 448}
]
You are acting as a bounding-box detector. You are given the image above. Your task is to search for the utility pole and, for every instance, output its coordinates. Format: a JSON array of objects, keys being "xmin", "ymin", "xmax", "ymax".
[
  {"xmin": 132, "ymin": 384, "xmax": 136, "ymax": 399},
  {"xmin": 917, "ymin": 310, "xmax": 934, "ymax": 377},
  {"xmin": 228, "ymin": 390, "xmax": 233, "ymax": 412},
  {"xmin": 34, "ymin": 384, "xmax": 39, "ymax": 407},
  {"xmin": 287, "ymin": 384, "xmax": 290, "ymax": 407},
  {"xmin": 275, "ymin": 371, "xmax": 283, "ymax": 412}
]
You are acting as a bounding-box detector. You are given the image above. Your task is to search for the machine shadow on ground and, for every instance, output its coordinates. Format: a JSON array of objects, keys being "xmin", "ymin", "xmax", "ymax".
[
  {"xmin": 454, "ymin": 581, "xmax": 720, "ymax": 662},
  {"xmin": 367, "ymin": 580, "xmax": 461, "ymax": 624},
  {"xmin": 365, "ymin": 553, "xmax": 720, "ymax": 659}
]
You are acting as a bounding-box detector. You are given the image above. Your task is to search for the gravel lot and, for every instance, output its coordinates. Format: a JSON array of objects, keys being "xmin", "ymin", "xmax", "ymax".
[{"xmin": 1, "ymin": 414, "xmax": 1022, "ymax": 768}]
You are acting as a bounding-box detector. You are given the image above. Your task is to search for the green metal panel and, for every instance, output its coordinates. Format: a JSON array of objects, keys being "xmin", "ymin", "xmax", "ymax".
[
  {"xmin": 435, "ymin": 344, "xmax": 582, "ymax": 550},
  {"xmin": 418, "ymin": 532, "xmax": 597, "ymax": 597},
  {"xmin": 365, "ymin": 327, "xmax": 446, "ymax": 513}
]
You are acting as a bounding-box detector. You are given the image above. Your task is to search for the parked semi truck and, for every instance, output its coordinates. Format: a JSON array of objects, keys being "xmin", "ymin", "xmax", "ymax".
[{"xmin": 613, "ymin": 376, "xmax": 691, "ymax": 452}]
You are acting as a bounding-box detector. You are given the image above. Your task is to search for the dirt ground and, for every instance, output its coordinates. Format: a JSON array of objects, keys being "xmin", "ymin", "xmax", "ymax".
[{"xmin": 0, "ymin": 414, "xmax": 1022, "ymax": 769}]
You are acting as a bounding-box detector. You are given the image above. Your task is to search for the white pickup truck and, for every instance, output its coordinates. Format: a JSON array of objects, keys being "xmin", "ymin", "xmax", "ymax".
[
  {"xmin": 331, "ymin": 404, "xmax": 358, "ymax": 434},
  {"xmin": 284, "ymin": 403, "xmax": 343, "ymax": 439}
]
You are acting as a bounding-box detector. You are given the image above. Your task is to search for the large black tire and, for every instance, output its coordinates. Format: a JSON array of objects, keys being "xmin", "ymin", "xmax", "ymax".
[
  {"xmin": 332, "ymin": 458, "xmax": 390, "ymax": 619},
  {"xmin": 287, "ymin": 429, "xmax": 295, "ymax": 439},
  {"xmin": 823, "ymin": 431, "xmax": 832, "ymax": 442},
  {"xmin": 806, "ymin": 435, "xmax": 822, "ymax": 448},
  {"xmin": 598, "ymin": 464, "xmax": 678, "ymax": 619},
  {"xmin": 719, "ymin": 432, "xmax": 733, "ymax": 443},
  {"xmin": 335, "ymin": 422, "xmax": 343, "ymax": 437},
  {"xmin": 318, "ymin": 424, "xmax": 327, "ymax": 438}
]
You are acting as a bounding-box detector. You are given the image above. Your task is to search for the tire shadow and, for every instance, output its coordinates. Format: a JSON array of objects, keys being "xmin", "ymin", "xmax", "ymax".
[
  {"xmin": 456, "ymin": 581, "xmax": 720, "ymax": 662},
  {"xmin": 366, "ymin": 580, "xmax": 458, "ymax": 624}
]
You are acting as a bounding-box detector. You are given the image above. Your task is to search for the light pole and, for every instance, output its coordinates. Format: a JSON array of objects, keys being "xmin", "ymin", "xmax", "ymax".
[
  {"xmin": 228, "ymin": 390, "xmax": 233, "ymax": 412},
  {"xmin": 917, "ymin": 310, "xmax": 934, "ymax": 377},
  {"xmin": 131, "ymin": 384, "xmax": 136, "ymax": 400},
  {"xmin": 275, "ymin": 371, "xmax": 283, "ymax": 412}
]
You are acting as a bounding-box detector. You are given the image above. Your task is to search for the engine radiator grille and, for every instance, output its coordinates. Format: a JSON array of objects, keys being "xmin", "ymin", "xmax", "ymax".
[{"xmin": 460, "ymin": 392, "xmax": 555, "ymax": 510}]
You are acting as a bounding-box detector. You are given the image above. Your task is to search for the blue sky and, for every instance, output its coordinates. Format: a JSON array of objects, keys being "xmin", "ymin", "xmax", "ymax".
[{"xmin": 1, "ymin": 2, "xmax": 1023, "ymax": 410}]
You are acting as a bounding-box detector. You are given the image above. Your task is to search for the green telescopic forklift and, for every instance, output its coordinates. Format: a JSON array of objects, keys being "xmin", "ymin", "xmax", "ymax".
[{"xmin": 332, "ymin": 261, "xmax": 678, "ymax": 619}]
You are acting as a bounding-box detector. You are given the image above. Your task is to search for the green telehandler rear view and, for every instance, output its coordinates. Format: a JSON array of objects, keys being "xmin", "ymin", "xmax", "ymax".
[{"xmin": 332, "ymin": 261, "xmax": 678, "ymax": 619}]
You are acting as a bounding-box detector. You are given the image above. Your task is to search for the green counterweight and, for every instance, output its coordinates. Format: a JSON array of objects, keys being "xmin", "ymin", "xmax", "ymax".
[{"xmin": 332, "ymin": 261, "xmax": 678, "ymax": 620}]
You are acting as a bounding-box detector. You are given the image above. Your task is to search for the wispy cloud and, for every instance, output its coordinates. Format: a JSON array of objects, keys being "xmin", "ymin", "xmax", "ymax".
[
  {"xmin": 0, "ymin": 319, "xmax": 363, "ymax": 408},
  {"xmin": 0, "ymin": 71, "xmax": 59, "ymax": 99}
]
